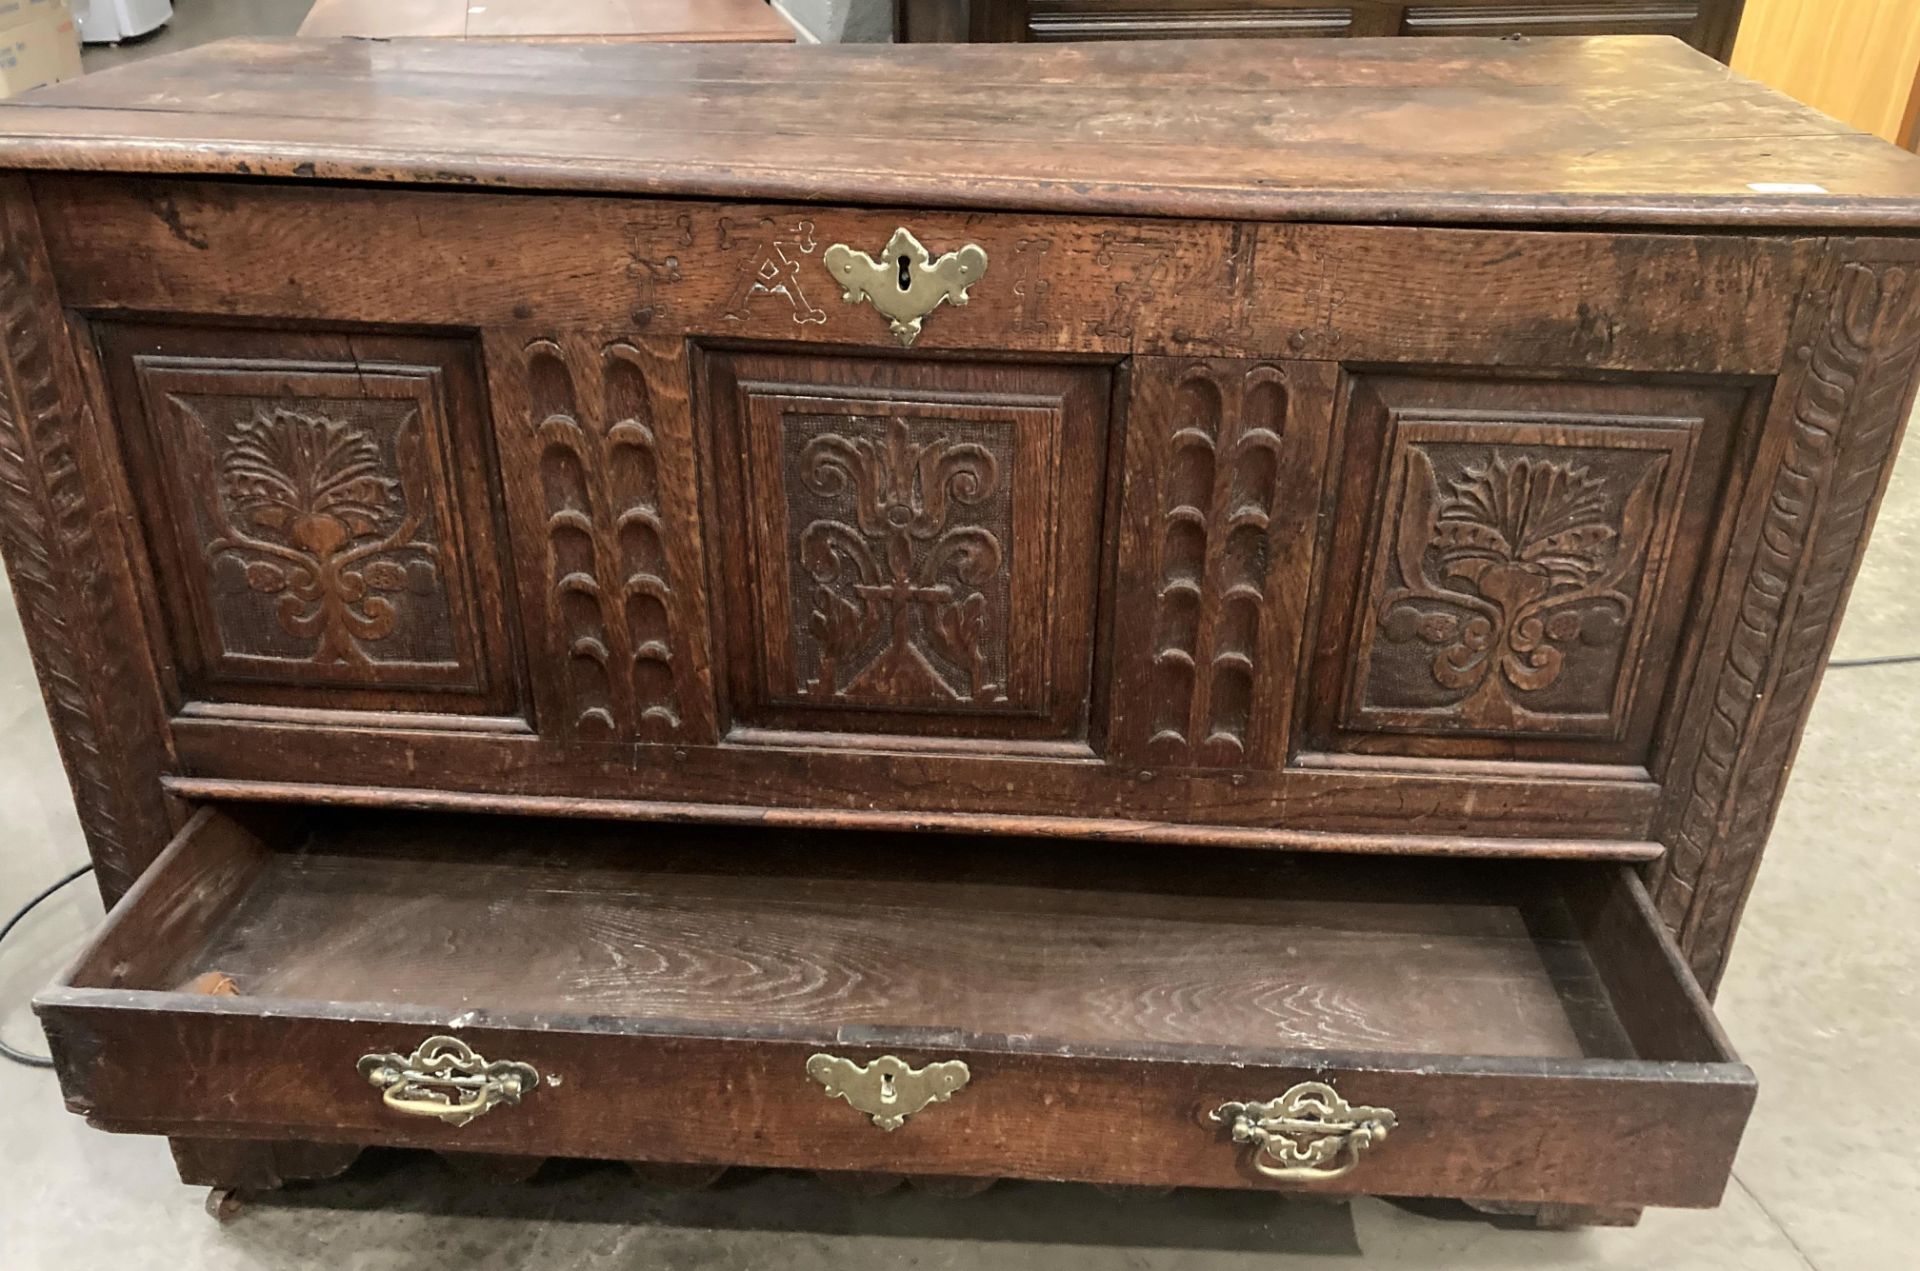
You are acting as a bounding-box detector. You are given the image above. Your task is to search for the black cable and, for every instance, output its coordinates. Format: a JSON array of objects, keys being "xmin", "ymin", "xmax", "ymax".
[
  {"xmin": 1829, "ymin": 652, "xmax": 1920, "ymax": 669},
  {"xmin": 0, "ymin": 861, "xmax": 93, "ymax": 1068}
]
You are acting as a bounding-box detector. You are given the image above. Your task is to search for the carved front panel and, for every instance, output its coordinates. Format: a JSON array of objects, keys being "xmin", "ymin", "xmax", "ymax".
[
  {"xmin": 100, "ymin": 326, "xmax": 519, "ymax": 719},
  {"xmin": 1309, "ymin": 375, "xmax": 1748, "ymax": 763},
  {"xmin": 780, "ymin": 413, "xmax": 1017, "ymax": 710},
  {"xmin": 704, "ymin": 351, "xmax": 1112, "ymax": 746},
  {"xmin": 1349, "ymin": 420, "xmax": 1692, "ymax": 737}
]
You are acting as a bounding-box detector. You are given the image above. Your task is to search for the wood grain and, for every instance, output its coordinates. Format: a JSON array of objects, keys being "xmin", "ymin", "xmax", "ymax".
[
  {"xmin": 30, "ymin": 178, "xmax": 1806, "ymax": 375},
  {"xmin": 2, "ymin": 37, "xmax": 1915, "ymax": 227},
  {"xmin": 37, "ymin": 807, "xmax": 1754, "ymax": 1210},
  {"xmin": 162, "ymin": 816, "xmax": 1611, "ymax": 1058}
]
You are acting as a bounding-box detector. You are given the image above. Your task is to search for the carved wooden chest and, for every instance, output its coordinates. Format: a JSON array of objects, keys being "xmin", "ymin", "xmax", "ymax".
[{"xmin": 7, "ymin": 34, "xmax": 1919, "ymax": 1224}]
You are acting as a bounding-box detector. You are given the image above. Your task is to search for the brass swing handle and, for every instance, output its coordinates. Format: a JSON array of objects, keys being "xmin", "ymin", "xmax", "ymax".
[
  {"xmin": 1211, "ymin": 1082, "xmax": 1397, "ymax": 1182},
  {"xmin": 358, "ymin": 1036, "xmax": 540, "ymax": 1128}
]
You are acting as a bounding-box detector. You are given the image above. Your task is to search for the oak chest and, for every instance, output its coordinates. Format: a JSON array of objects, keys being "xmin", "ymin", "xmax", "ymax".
[{"xmin": 7, "ymin": 34, "xmax": 1920, "ymax": 1224}]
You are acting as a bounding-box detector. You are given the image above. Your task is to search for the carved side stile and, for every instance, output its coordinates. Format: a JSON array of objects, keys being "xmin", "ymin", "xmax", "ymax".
[
  {"xmin": 1143, "ymin": 362, "xmax": 1292, "ymax": 767},
  {"xmin": 1652, "ymin": 246, "xmax": 1920, "ymax": 990},
  {"xmin": 0, "ymin": 178, "xmax": 175, "ymax": 898},
  {"xmin": 498, "ymin": 332, "xmax": 710, "ymax": 743}
]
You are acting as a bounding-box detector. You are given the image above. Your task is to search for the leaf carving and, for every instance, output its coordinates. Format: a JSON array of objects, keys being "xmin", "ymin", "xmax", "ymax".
[
  {"xmin": 200, "ymin": 403, "xmax": 436, "ymax": 667},
  {"xmin": 1377, "ymin": 445, "xmax": 1667, "ymax": 726}
]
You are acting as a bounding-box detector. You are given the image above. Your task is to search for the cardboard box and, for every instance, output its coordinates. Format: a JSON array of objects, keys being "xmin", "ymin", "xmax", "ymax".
[{"xmin": 0, "ymin": 4, "xmax": 79, "ymax": 100}]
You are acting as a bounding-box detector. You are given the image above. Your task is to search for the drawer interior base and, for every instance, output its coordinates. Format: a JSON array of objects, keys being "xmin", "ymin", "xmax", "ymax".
[{"xmin": 133, "ymin": 810, "xmax": 1636, "ymax": 1062}]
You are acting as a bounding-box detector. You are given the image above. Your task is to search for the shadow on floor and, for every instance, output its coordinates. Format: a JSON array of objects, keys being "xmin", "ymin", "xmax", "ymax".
[{"xmin": 234, "ymin": 1151, "xmax": 1378, "ymax": 1255}]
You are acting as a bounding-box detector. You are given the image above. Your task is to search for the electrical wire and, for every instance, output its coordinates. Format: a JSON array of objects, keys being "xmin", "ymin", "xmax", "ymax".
[
  {"xmin": 0, "ymin": 862, "xmax": 93, "ymax": 1068},
  {"xmin": 1829, "ymin": 652, "xmax": 1920, "ymax": 669}
]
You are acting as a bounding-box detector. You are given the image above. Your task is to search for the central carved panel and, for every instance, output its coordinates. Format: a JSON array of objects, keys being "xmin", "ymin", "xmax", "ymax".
[
  {"xmin": 703, "ymin": 350, "xmax": 1111, "ymax": 747},
  {"xmin": 784, "ymin": 414, "xmax": 1013, "ymax": 708}
]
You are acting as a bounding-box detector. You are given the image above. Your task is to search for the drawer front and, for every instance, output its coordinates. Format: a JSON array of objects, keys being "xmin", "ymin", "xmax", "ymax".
[
  {"xmin": 1023, "ymin": 1, "xmax": 1358, "ymax": 42},
  {"xmin": 1401, "ymin": 4, "xmax": 1700, "ymax": 40},
  {"xmin": 1009, "ymin": 0, "xmax": 1711, "ymax": 47},
  {"xmin": 42, "ymin": 177, "xmax": 1812, "ymax": 847},
  {"xmin": 39, "ymin": 807, "xmax": 1755, "ymax": 1209},
  {"xmin": 46, "ymin": 1012, "xmax": 1749, "ymax": 1207}
]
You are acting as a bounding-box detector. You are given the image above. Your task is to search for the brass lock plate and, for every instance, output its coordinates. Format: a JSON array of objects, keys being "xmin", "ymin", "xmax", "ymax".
[
  {"xmin": 822, "ymin": 228, "xmax": 987, "ymax": 347},
  {"xmin": 806, "ymin": 1052, "xmax": 970, "ymax": 1130}
]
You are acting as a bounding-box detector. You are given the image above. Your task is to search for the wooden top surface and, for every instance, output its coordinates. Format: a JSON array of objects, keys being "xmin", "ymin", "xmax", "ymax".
[
  {"xmin": 298, "ymin": 0, "xmax": 795, "ymax": 43},
  {"xmin": 4, "ymin": 35, "xmax": 1920, "ymax": 227}
]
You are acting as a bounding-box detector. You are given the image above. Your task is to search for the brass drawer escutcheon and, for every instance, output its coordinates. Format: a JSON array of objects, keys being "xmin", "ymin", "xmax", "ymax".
[
  {"xmin": 806, "ymin": 1052, "xmax": 970, "ymax": 1130},
  {"xmin": 823, "ymin": 228, "xmax": 987, "ymax": 348},
  {"xmin": 1211, "ymin": 1082, "xmax": 1397, "ymax": 1181},
  {"xmin": 358, "ymin": 1036, "xmax": 540, "ymax": 1127}
]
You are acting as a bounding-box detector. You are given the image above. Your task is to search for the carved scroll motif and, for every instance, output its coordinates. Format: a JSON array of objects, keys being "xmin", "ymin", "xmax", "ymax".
[
  {"xmin": 790, "ymin": 416, "xmax": 1009, "ymax": 706},
  {"xmin": 1375, "ymin": 450, "xmax": 1663, "ymax": 729},
  {"xmin": 192, "ymin": 403, "xmax": 438, "ymax": 667}
]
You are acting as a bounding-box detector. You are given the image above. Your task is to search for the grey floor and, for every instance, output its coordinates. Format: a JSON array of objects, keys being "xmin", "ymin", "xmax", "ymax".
[{"xmin": 3, "ymin": 3, "xmax": 1918, "ymax": 1267}]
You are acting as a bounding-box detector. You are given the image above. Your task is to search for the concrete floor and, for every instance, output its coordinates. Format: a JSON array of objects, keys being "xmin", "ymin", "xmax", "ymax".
[{"xmin": 3, "ymin": 4, "xmax": 1918, "ymax": 1267}]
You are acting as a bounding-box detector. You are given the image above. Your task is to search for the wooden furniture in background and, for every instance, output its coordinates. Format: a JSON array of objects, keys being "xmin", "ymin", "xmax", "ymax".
[
  {"xmin": 1732, "ymin": 0, "xmax": 1920, "ymax": 150},
  {"xmin": 4, "ymin": 34, "xmax": 1918, "ymax": 1223},
  {"xmin": 895, "ymin": 0, "xmax": 1745, "ymax": 56},
  {"xmin": 298, "ymin": 0, "xmax": 796, "ymax": 42}
]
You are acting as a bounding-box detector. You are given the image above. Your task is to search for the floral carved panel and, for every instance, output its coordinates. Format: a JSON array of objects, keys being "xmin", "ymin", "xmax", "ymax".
[
  {"xmin": 104, "ymin": 327, "xmax": 519, "ymax": 717},
  {"xmin": 177, "ymin": 393, "xmax": 456, "ymax": 671},
  {"xmin": 1346, "ymin": 415, "xmax": 1698, "ymax": 739}
]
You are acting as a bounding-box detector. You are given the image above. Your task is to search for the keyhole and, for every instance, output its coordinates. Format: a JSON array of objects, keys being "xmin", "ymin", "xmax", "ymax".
[
  {"xmin": 880, "ymin": 1072, "xmax": 897, "ymax": 1103},
  {"xmin": 897, "ymin": 255, "xmax": 912, "ymax": 291}
]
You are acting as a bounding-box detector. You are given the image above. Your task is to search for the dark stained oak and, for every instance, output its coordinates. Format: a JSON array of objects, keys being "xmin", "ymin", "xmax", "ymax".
[
  {"xmin": 2, "ymin": 36, "xmax": 1918, "ymax": 228},
  {"xmin": 4, "ymin": 35, "xmax": 1916, "ymax": 1222},
  {"xmin": 160, "ymin": 816, "xmax": 1620, "ymax": 1058},
  {"xmin": 38, "ymin": 807, "xmax": 1753, "ymax": 1210}
]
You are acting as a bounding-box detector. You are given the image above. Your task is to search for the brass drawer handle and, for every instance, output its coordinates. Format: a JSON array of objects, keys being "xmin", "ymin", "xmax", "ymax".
[
  {"xmin": 823, "ymin": 228, "xmax": 987, "ymax": 348},
  {"xmin": 358, "ymin": 1036, "xmax": 540, "ymax": 1128},
  {"xmin": 1211, "ymin": 1082, "xmax": 1397, "ymax": 1182},
  {"xmin": 807, "ymin": 1052, "xmax": 970, "ymax": 1130}
]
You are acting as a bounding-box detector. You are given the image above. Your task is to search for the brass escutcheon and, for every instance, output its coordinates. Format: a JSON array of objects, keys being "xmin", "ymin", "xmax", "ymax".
[
  {"xmin": 822, "ymin": 228, "xmax": 987, "ymax": 347},
  {"xmin": 1211, "ymin": 1082, "xmax": 1397, "ymax": 1182},
  {"xmin": 806, "ymin": 1053, "xmax": 970, "ymax": 1131},
  {"xmin": 358, "ymin": 1036, "xmax": 540, "ymax": 1128}
]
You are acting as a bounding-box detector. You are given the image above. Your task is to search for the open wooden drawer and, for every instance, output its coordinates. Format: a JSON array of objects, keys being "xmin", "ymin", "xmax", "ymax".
[{"xmin": 36, "ymin": 806, "xmax": 1753, "ymax": 1211}]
